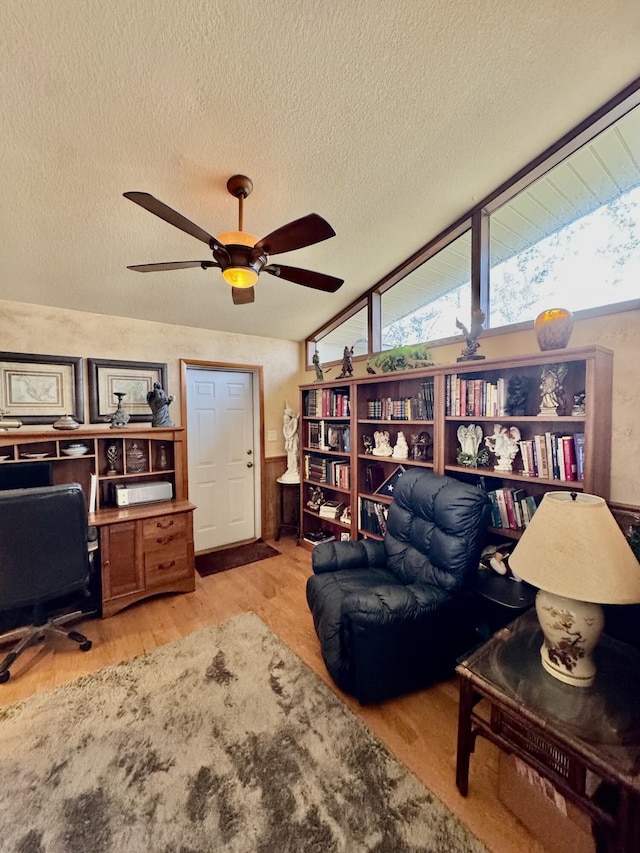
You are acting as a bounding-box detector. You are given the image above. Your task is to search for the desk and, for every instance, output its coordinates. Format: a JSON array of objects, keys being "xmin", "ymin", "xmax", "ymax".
[
  {"xmin": 275, "ymin": 478, "xmax": 300, "ymax": 541},
  {"xmin": 456, "ymin": 609, "xmax": 640, "ymax": 852}
]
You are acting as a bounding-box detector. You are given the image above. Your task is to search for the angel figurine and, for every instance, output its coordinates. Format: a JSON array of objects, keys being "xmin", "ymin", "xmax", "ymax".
[
  {"xmin": 456, "ymin": 310, "xmax": 486, "ymax": 362},
  {"xmin": 484, "ymin": 424, "xmax": 522, "ymax": 472}
]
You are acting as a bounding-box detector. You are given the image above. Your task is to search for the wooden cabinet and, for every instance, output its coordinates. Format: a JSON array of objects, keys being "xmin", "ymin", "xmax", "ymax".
[
  {"xmin": 300, "ymin": 345, "xmax": 613, "ymax": 546},
  {"xmin": 98, "ymin": 502, "xmax": 194, "ymax": 617},
  {"xmin": 0, "ymin": 426, "xmax": 195, "ymax": 617}
]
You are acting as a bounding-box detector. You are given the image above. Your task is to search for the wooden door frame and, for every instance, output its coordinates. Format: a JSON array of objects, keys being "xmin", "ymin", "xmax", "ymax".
[{"xmin": 180, "ymin": 359, "xmax": 266, "ymax": 542}]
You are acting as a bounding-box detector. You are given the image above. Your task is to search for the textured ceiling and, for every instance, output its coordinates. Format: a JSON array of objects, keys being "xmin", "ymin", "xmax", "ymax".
[{"xmin": 1, "ymin": 0, "xmax": 639, "ymax": 343}]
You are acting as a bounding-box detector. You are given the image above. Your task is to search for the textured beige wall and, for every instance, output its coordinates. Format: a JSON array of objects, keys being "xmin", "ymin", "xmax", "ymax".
[
  {"xmin": 0, "ymin": 300, "xmax": 306, "ymax": 459},
  {"xmin": 306, "ymin": 307, "xmax": 640, "ymax": 506},
  {"xmin": 2, "ymin": 299, "xmax": 638, "ymax": 503}
]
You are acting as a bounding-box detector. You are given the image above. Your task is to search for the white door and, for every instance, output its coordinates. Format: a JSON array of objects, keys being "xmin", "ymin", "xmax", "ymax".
[{"xmin": 186, "ymin": 367, "xmax": 257, "ymax": 552}]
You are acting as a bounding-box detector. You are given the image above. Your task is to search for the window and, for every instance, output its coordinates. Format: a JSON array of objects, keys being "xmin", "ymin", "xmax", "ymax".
[
  {"xmin": 305, "ymin": 79, "xmax": 640, "ymax": 366},
  {"xmin": 381, "ymin": 231, "xmax": 472, "ymax": 348},
  {"xmin": 313, "ymin": 303, "xmax": 368, "ymax": 365},
  {"xmin": 489, "ymin": 103, "xmax": 640, "ymax": 326}
]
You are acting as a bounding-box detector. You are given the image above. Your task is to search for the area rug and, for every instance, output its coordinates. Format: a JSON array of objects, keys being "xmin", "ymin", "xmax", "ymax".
[
  {"xmin": 0, "ymin": 612, "xmax": 487, "ymax": 853},
  {"xmin": 196, "ymin": 539, "xmax": 280, "ymax": 577}
]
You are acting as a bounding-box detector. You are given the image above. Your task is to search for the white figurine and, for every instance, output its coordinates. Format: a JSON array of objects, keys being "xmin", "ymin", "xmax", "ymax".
[
  {"xmin": 392, "ymin": 431, "xmax": 409, "ymax": 459},
  {"xmin": 484, "ymin": 424, "xmax": 521, "ymax": 473},
  {"xmin": 372, "ymin": 430, "xmax": 393, "ymax": 457},
  {"xmin": 280, "ymin": 402, "xmax": 300, "ymax": 483}
]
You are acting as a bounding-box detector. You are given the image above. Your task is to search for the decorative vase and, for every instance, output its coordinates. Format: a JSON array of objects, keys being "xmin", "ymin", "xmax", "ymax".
[
  {"xmin": 126, "ymin": 441, "xmax": 146, "ymax": 473},
  {"xmin": 534, "ymin": 308, "xmax": 574, "ymax": 351}
]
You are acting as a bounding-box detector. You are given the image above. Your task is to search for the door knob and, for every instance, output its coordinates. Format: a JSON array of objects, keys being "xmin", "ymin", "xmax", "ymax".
[{"xmin": 247, "ymin": 461, "xmax": 253, "ymax": 468}]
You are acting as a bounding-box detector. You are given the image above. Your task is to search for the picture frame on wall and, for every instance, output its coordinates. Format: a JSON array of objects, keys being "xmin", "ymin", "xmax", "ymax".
[
  {"xmin": 88, "ymin": 358, "xmax": 168, "ymax": 423},
  {"xmin": 0, "ymin": 351, "xmax": 84, "ymax": 424}
]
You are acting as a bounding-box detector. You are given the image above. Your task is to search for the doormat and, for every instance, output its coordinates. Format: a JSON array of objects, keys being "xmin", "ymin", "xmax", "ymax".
[{"xmin": 195, "ymin": 539, "xmax": 280, "ymax": 577}]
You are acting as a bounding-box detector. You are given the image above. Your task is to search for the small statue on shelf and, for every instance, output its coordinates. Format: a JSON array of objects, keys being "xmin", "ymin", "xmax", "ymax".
[
  {"xmin": 312, "ymin": 349, "xmax": 324, "ymax": 382},
  {"xmin": 372, "ymin": 430, "xmax": 393, "ymax": 457},
  {"xmin": 107, "ymin": 392, "xmax": 130, "ymax": 429},
  {"xmin": 538, "ymin": 363, "xmax": 568, "ymax": 416},
  {"xmin": 484, "ymin": 424, "xmax": 521, "ymax": 473},
  {"xmin": 410, "ymin": 431, "xmax": 433, "ymax": 461},
  {"xmin": 571, "ymin": 390, "xmax": 586, "ymax": 416},
  {"xmin": 506, "ymin": 375, "xmax": 529, "ymax": 416},
  {"xmin": 392, "ymin": 431, "xmax": 409, "ymax": 459},
  {"xmin": 307, "ymin": 485, "xmax": 324, "ymax": 512},
  {"xmin": 336, "ymin": 346, "xmax": 354, "ymax": 379},
  {"xmin": 456, "ymin": 310, "xmax": 486, "ymax": 362},
  {"xmin": 456, "ymin": 424, "xmax": 489, "ymax": 468},
  {"xmin": 147, "ymin": 382, "xmax": 174, "ymax": 427}
]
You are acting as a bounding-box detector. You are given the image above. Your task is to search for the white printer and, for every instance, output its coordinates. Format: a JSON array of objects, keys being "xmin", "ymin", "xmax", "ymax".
[{"xmin": 114, "ymin": 481, "xmax": 173, "ymax": 507}]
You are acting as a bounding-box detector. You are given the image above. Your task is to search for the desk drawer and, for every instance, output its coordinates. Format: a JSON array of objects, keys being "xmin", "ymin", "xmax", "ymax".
[
  {"xmin": 142, "ymin": 513, "xmax": 188, "ymax": 546},
  {"xmin": 144, "ymin": 545, "xmax": 190, "ymax": 586}
]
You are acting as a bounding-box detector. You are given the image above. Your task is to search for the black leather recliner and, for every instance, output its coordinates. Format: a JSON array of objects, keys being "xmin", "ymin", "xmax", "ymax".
[{"xmin": 306, "ymin": 468, "xmax": 491, "ymax": 704}]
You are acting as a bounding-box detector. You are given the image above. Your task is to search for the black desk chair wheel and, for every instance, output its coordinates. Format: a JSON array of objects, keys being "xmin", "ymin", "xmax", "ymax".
[{"xmin": 0, "ymin": 483, "xmax": 94, "ymax": 683}]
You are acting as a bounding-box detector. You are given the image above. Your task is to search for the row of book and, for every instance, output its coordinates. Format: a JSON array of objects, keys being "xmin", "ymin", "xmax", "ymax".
[
  {"xmin": 445, "ymin": 375, "xmax": 509, "ymax": 418},
  {"xmin": 306, "ymin": 421, "xmax": 351, "ymax": 452},
  {"xmin": 304, "ymin": 388, "xmax": 350, "ymax": 417},
  {"xmin": 487, "ymin": 488, "xmax": 540, "ymax": 531},
  {"xmin": 303, "ymin": 454, "xmax": 351, "ymax": 488},
  {"xmin": 519, "ymin": 432, "xmax": 584, "ymax": 481},
  {"xmin": 365, "ymin": 379, "xmax": 435, "ymax": 421},
  {"xmin": 359, "ymin": 497, "xmax": 389, "ymax": 536}
]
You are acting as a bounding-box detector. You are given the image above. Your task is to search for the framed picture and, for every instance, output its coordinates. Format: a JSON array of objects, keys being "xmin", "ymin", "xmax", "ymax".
[
  {"xmin": 0, "ymin": 351, "xmax": 84, "ymax": 424},
  {"xmin": 88, "ymin": 358, "xmax": 168, "ymax": 423}
]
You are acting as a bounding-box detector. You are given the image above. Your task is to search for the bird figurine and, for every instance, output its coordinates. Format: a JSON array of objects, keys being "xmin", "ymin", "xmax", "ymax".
[{"xmin": 456, "ymin": 310, "xmax": 486, "ymax": 362}]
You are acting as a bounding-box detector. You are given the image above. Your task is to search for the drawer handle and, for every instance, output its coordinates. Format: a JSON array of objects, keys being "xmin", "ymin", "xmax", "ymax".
[
  {"xmin": 157, "ymin": 560, "xmax": 176, "ymax": 570},
  {"xmin": 156, "ymin": 520, "xmax": 175, "ymax": 529},
  {"xmin": 157, "ymin": 535, "xmax": 175, "ymax": 545}
]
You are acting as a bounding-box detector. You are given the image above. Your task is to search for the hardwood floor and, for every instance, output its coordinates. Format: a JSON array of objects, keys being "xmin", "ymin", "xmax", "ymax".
[{"xmin": 0, "ymin": 537, "xmax": 550, "ymax": 853}]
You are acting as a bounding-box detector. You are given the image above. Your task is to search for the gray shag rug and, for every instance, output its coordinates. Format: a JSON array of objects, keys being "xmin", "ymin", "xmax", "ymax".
[{"xmin": 0, "ymin": 612, "xmax": 487, "ymax": 853}]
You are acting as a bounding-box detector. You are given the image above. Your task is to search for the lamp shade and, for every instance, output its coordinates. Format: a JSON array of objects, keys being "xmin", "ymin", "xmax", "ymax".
[{"xmin": 509, "ymin": 492, "xmax": 640, "ymax": 604}]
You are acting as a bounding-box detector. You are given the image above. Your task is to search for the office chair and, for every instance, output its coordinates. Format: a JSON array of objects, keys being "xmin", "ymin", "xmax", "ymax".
[{"xmin": 0, "ymin": 483, "xmax": 94, "ymax": 683}]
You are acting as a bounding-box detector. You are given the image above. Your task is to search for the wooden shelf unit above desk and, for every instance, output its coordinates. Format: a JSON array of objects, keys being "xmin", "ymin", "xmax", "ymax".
[{"xmin": 0, "ymin": 427, "xmax": 195, "ymax": 617}]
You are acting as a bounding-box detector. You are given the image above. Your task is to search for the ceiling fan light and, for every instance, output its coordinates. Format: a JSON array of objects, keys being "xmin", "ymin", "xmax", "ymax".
[
  {"xmin": 222, "ymin": 267, "xmax": 259, "ymax": 288},
  {"xmin": 216, "ymin": 230, "xmax": 259, "ymax": 248}
]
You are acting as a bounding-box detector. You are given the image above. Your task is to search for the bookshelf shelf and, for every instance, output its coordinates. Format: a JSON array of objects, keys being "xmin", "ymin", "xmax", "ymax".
[{"xmin": 300, "ymin": 345, "xmax": 612, "ymax": 546}]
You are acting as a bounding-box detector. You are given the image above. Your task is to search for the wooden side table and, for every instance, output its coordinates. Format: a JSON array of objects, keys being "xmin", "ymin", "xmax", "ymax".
[
  {"xmin": 456, "ymin": 609, "xmax": 640, "ymax": 853},
  {"xmin": 275, "ymin": 478, "xmax": 300, "ymax": 541}
]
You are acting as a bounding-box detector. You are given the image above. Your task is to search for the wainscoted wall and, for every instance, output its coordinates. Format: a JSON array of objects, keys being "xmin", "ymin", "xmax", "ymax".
[{"xmin": 264, "ymin": 455, "xmax": 287, "ymax": 541}]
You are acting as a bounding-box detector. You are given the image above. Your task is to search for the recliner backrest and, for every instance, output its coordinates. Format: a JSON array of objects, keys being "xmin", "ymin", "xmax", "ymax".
[{"xmin": 384, "ymin": 468, "xmax": 491, "ymax": 591}]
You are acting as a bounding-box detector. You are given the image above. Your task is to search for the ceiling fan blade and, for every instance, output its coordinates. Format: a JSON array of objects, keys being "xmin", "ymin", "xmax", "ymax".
[
  {"xmin": 232, "ymin": 287, "xmax": 255, "ymax": 304},
  {"xmin": 124, "ymin": 192, "xmax": 217, "ymax": 246},
  {"xmin": 254, "ymin": 213, "xmax": 336, "ymax": 256},
  {"xmin": 263, "ymin": 264, "xmax": 344, "ymax": 292},
  {"xmin": 127, "ymin": 261, "xmax": 218, "ymax": 272}
]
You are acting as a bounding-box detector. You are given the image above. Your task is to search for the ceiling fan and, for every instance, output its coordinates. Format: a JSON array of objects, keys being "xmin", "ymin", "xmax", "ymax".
[{"xmin": 124, "ymin": 175, "xmax": 344, "ymax": 305}]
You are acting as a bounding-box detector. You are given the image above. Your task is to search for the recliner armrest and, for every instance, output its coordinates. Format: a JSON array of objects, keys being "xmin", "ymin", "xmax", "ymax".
[
  {"xmin": 311, "ymin": 539, "xmax": 387, "ymax": 574},
  {"xmin": 344, "ymin": 583, "xmax": 451, "ymax": 625}
]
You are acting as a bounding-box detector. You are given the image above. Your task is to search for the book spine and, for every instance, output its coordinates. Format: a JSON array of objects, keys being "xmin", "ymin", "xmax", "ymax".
[
  {"xmin": 561, "ymin": 436, "xmax": 577, "ymax": 481},
  {"xmin": 574, "ymin": 432, "xmax": 585, "ymax": 481},
  {"xmin": 494, "ymin": 489, "xmax": 510, "ymax": 528}
]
